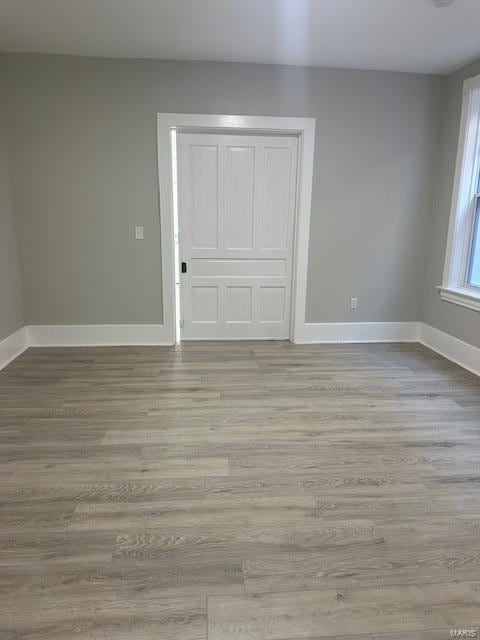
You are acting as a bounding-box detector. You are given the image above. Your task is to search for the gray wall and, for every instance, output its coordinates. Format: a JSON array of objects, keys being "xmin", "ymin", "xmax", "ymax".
[
  {"xmin": 1, "ymin": 54, "xmax": 442, "ymax": 326},
  {"xmin": 0, "ymin": 81, "xmax": 23, "ymax": 341},
  {"xmin": 422, "ymin": 58, "xmax": 480, "ymax": 348}
]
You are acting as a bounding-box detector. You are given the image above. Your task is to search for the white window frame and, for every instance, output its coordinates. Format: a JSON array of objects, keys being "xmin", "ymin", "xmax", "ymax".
[{"xmin": 440, "ymin": 74, "xmax": 480, "ymax": 312}]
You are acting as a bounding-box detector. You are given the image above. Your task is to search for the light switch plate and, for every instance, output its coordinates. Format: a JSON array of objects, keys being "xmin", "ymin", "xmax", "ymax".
[{"xmin": 135, "ymin": 226, "xmax": 144, "ymax": 240}]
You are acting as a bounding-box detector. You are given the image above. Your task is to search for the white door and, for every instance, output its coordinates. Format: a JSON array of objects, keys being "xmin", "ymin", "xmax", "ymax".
[{"xmin": 177, "ymin": 132, "xmax": 298, "ymax": 340}]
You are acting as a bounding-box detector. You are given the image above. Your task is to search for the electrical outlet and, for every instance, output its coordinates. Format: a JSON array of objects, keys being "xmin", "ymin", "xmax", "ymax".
[
  {"xmin": 135, "ymin": 226, "xmax": 144, "ymax": 240},
  {"xmin": 350, "ymin": 297, "xmax": 358, "ymax": 310}
]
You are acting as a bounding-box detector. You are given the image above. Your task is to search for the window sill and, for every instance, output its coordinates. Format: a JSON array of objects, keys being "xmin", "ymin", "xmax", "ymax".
[{"xmin": 438, "ymin": 286, "xmax": 480, "ymax": 312}]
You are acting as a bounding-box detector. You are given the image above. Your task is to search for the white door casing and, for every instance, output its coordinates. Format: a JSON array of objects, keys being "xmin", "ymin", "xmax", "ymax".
[
  {"xmin": 156, "ymin": 113, "xmax": 316, "ymax": 345},
  {"xmin": 177, "ymin": 132, "xmax": 299, "ymax": 340}
]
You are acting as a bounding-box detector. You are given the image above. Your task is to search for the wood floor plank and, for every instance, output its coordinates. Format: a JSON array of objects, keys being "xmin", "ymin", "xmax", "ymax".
[
  {"xmin": 68, "ymin": 495, "xmax": 319, "ymax": 530},
  {"xmin": 207, "ymin": 582, "xmax": 480, "ymax": 639},
  {"xmin": 0, "ymin": 595, "xmax": 207, "ymax": 639},
  {"xmin": 0, "ymin": 556, "xmax": 244, "ymax": 599},
  {"xmin": 110, "ymin": 519, "xmax": 381, "ymax": 561},
  {"xmin": 243, "ymin": 541, "xmax": 480, "ymax": 593}
]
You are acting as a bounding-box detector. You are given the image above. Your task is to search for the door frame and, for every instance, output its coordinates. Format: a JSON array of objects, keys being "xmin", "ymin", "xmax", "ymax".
[{"xmin": 157, "ymin": 113, "xmax": 316, "ymax": 344}]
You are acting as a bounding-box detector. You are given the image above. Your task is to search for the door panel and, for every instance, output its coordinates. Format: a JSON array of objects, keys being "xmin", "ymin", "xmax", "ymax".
[
  {"xmin": 259, "ymin": 286, "xmax": 286, "ymax": 323},
  {"xmin": 190, "ymin": 145, "xmax": 219, "ymax": 249},
  {"xmin": 225, "ymin": 146, "xmax": 255, "ymax": 250},
  {"xmin": 191, "ymin": 259, "xmax": 287, "ymax": 277},
  {"xmin": 191, "ymin": 286, "xmax": 218, "ymax": 323},
  {"xmin": 261, "ymin": 147, "xmax": 295, "ymax": 250},
  {"xmin": 226, "ymin": 286, "xmax": 253, "ymax": 323},
  {"xmin": 178, "ymin": 132, "xmax": 298, "ymax": 340}
]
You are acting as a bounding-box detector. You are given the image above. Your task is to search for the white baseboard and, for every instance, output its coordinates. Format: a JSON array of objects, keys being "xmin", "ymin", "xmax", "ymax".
[
  {"xmin": 294, "ymin": 322, "xmax": 421, "ymax": 344},
  {"xmin": 0, "ymin": 326, "xmax": 28, "ymax": 371},
  {"xmin": 419, "ymin": 323, "xmax": 480, "ymax": 377},
  {"xmin": 27, "ymin": 324, "xmax": 174, "ymax": 347},
  {"xmin": 294, "ymin": 321, "xmax": 479, "ymax": 377},
  {"xmin": 1, "ymin": 322, "xmax": 478, "ymax": 378}
]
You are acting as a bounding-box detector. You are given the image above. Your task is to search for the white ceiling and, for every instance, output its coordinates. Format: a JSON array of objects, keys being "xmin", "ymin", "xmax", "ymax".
[{"xmin": 0, "ymin": 0, "xmax": 479, "ymax": 75}]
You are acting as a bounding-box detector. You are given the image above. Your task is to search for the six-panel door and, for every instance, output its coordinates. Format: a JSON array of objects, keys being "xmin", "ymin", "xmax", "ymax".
[{"xmin": 177, "ymin": 132, "xmax": 298, "ymax": 340}]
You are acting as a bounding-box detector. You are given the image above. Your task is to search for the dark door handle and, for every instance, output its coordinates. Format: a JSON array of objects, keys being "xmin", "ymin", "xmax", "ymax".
[{"xmin": 181, "ymin": 262, "xmax": 187, "ymax": 274}]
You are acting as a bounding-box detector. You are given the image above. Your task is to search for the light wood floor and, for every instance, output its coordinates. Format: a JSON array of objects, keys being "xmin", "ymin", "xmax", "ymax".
[{"xmin": 0, "ymin": 341, "xmax": 479, "ymax": 639}]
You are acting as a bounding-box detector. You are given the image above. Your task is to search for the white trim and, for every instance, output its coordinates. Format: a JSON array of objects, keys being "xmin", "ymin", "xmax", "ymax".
[
  {"xmin": 419, "ymin": 323, "xmax": 480, "ymax": 377},
  {"xmin": 438, "ymin": 286, "xmax": 480, "ymax": 312},
  {"xmin": 440, "ymin": 74, "xmax": 480, "ymax": 310},
  {"xmin": 1, "ymin": 323, "xmax": 478, "ymax": 379},
  {"xmin": 27, "ymin": 324, "xmax": 172, "ymax": 347},
  {"xmin": 0, "ymin": 326, "xmax": 28, "ymax": 370},
  {"xmin": 293, "ymin": 322, "xmax": 421, "ymax": 344},
  {"xmin": 1, "ymin": 322, "xmax": 423, "ymax": 351},
  {"xmin": 156, "ymin": 113, "xmax": 316, "ymax": 344}
]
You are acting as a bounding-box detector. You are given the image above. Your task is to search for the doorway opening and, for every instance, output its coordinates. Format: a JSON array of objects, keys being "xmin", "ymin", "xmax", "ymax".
[
  {"xmin": 175, "ymin": 130, "xmax": 299, "ymax": 341},
  {"xmin": 157, "ymin": 114, "xmax": 316, "ymax": 345}
]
